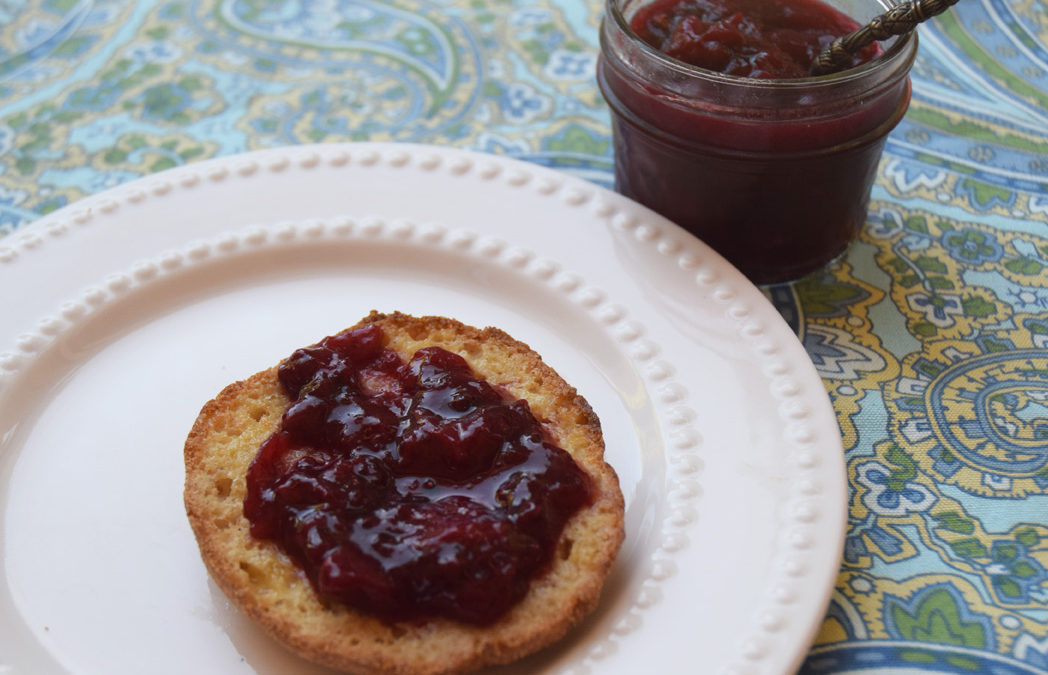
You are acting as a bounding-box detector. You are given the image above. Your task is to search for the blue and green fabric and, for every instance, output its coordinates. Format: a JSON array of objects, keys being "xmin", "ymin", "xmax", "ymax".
[{"xmin": 1, "ymin": 1, "xmax": 1046, "ymax": 672}]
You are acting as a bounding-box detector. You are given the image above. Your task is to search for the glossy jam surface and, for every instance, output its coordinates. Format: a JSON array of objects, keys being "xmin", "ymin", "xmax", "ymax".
[
  {"xmin": 244, "ymin": 324, "xmax": 593, "ymax": 625},
  {"xmin": 630, "ymin": 0, "xmax": 874, "ymax": 78}
]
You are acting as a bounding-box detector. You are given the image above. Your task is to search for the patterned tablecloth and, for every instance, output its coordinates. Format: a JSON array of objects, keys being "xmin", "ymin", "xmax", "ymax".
[{"xmin": 2, "ymin": 1, "xmax": 1046, "ymax": 673}]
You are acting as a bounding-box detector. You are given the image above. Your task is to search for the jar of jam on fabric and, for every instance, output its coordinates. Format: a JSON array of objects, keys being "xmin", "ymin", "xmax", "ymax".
[{"xmin": 597, "ymin": 0, "xmax": 918, "ymax": 284}]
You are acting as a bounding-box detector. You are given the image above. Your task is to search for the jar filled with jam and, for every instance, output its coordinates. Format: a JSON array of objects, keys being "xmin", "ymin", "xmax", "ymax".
[{"xmin": 597, "ymin": 0, "xmax": 918, "ymax": 284}]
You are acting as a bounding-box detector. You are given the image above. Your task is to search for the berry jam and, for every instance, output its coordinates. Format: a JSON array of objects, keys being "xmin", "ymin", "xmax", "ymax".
[
  {"xmin": 598, "ymin": 0, "xmax": 915, "ymax": 282},
  {"xmin": 244, "ymin": 324, "xmax": 593, "ymax": 625},
  {"xmin": 629, "ymin": 0, "xmax": 877, "ymax": 78}
]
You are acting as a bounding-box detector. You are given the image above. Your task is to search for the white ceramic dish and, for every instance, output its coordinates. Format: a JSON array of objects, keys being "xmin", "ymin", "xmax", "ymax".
[{"xmin": 0, "ymin": 143, "xmax": 844, "ymax": 675}]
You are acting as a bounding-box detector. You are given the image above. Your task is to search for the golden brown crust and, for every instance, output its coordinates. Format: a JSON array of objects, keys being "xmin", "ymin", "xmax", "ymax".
[{"xmin": 184, "ymin": 311, "xmax": 625, "ymax": 674}]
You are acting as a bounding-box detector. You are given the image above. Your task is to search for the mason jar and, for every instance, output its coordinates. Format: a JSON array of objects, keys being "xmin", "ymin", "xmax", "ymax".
[{"xmin": 597, "ymin": 0, "xmax": 918, "ymax": 284}]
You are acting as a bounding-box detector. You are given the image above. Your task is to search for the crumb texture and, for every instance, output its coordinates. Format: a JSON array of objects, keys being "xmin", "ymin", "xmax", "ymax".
[{"xmin": 184, "ymin": 311, "xmax": 625, "ymax": 674}]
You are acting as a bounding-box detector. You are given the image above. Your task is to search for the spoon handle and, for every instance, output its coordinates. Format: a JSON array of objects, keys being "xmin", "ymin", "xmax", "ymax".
[{"xmin": 811, "ymin": 0, "xmax": 960, "ymax": 76}]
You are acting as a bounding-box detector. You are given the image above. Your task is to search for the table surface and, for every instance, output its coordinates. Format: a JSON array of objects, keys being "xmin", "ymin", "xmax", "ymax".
[{"xmin": 2, "ymin": 1, "xmax": 1046, "ymax": 673}]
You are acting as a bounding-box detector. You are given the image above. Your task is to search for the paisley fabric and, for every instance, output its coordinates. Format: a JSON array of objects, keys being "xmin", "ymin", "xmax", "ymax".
[{"xmin": 1, "ymin": 0, "xmax": 1046, "ymax": 671}]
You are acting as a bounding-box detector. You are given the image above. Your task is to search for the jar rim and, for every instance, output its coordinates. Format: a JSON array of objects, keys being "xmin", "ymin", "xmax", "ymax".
[{"xmin": 605, "ymin": 0, "xmax": 919, "ymax": 89}]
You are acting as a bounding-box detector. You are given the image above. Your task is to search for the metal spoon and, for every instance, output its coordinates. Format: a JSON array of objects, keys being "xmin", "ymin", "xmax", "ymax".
[{"xmin": 810, "ymin": 0, "xmax": 960, "ymax": 76}]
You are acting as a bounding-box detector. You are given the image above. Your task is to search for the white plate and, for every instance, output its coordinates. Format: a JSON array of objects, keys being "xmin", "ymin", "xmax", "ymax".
[{"xmin": 0, "ymin": 143, "xmax": 844, "ymax": 675}]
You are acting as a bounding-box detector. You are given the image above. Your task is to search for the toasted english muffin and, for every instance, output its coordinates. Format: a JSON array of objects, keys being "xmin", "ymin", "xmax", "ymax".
[{"xmin": 184, "ymin": 311, "xmax": 625, "ymax": 674}]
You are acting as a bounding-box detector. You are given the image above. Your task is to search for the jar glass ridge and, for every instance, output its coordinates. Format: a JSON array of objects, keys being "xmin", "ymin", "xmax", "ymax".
[{"xmin": 597, "ymin": 0, "xmax": 918, "ymax": 284}]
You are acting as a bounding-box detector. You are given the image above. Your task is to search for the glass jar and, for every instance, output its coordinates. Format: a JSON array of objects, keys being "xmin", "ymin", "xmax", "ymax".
[{"xmin": 597, "ymin": 0, "xmax": 918, "ymax": 284}]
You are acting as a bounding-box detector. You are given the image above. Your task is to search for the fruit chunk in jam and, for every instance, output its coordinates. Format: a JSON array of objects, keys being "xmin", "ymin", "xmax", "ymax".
[
  {"xmin": 630, "ymin": 0, "xmax": 877, "ymax": 78},
  {"xmin": 244, "ymin": 324, "xmax": 593, "ymax": 625}
]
